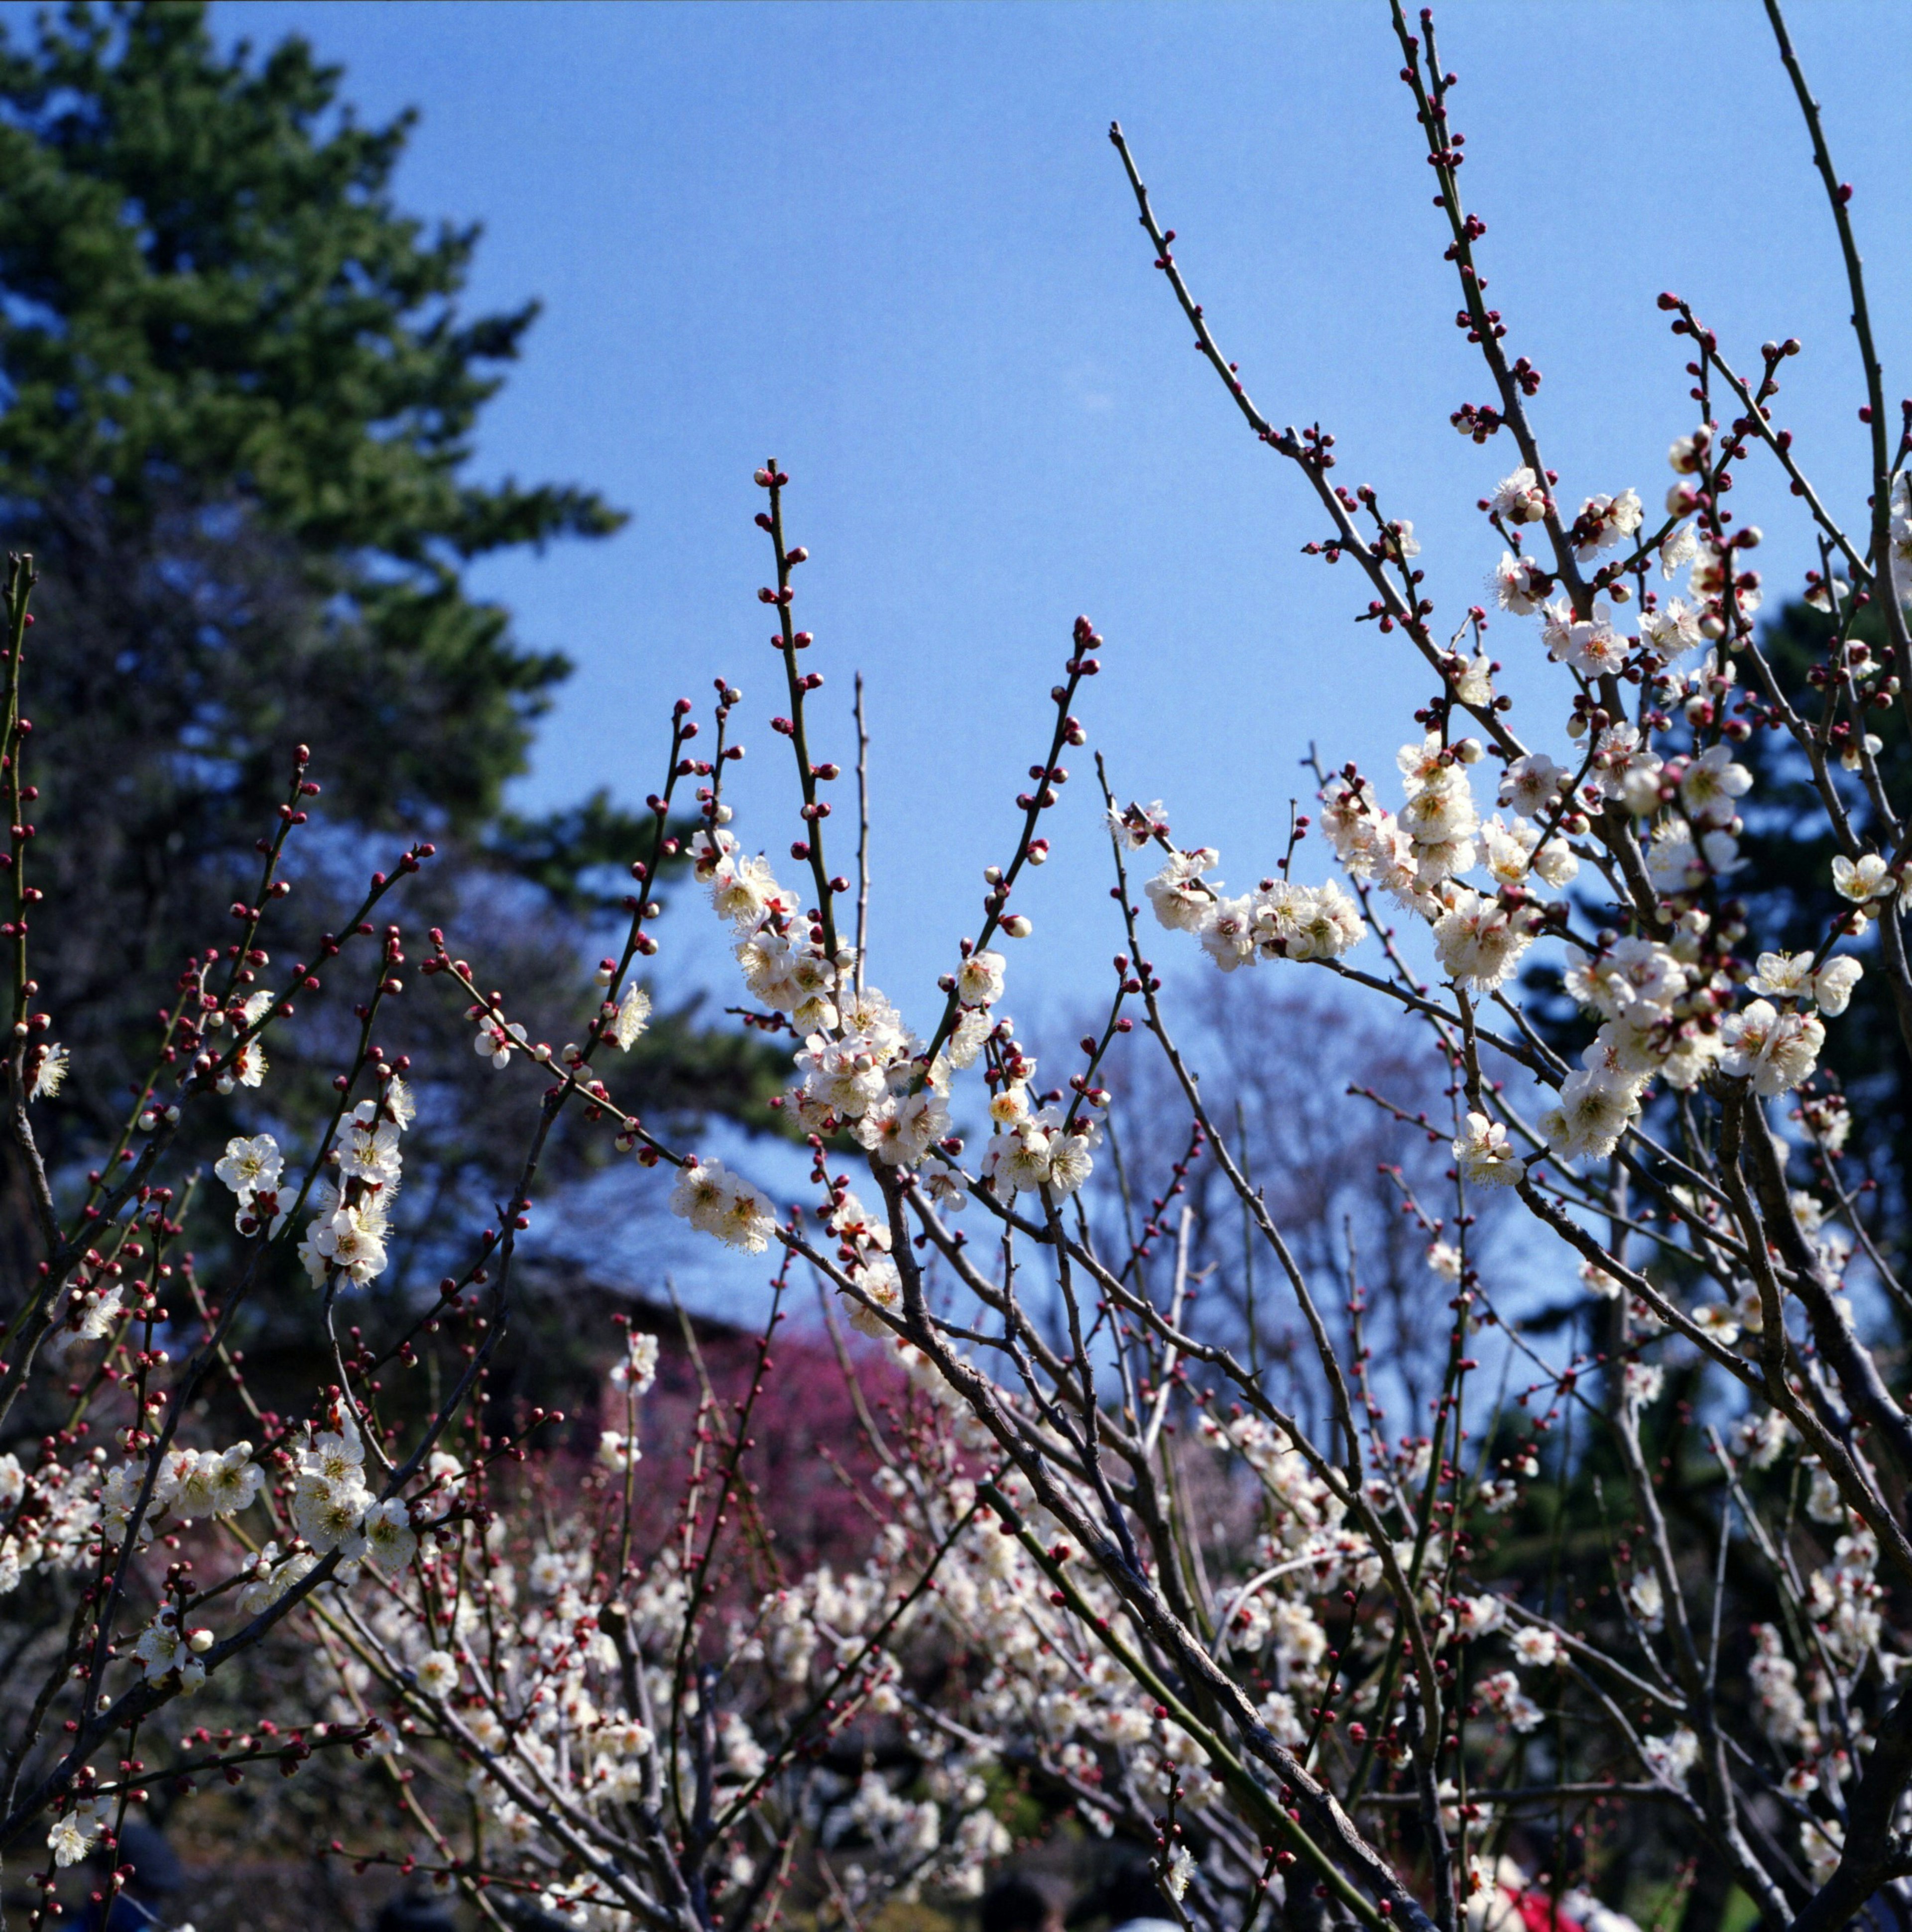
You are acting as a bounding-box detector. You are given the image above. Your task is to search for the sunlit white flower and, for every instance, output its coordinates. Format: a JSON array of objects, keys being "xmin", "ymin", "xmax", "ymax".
[
  {"xmin": 669, "ymin": 1158, "xmax": 777, "ymax": 1253},
  {"xmin": 1678, "ymin": 745, "xmax": 1751, "ymax": 827},
  {"xmin": 1813, "ymin": 954, "xmax": 1863, "ymax": 1016},
  {"xmin": 855, "ymin": 1088, "xmax": 951, "ymax": 1166},
  {"xmin": 956, "ymin": 949, "xmax": 1006, "ymax": 1009},
  {"xmin": 1145, "ymin": 850, "xmax": 1219, "ymax": 932},
  {"xmin": 47, "ymin": 1799, "xmax": 109, "ymax": 1868},
  {"xmin": 176, "ymin": 1444, "xmax": 263, "ymax": 1519},
  {"xmin": 1434, "ymin": 888, "xmax": 1535, "ymax": 992},
  {"xmin": 1832, "ymin": 852, "xmax": 1896, "ymax": 904},
  {"xmin": 1640, "ymin": 595, "xmax": 1701, "ymax": 661},
  {"xmin": 1199, "ymin": 894, "xmax": 1258, "ymax": 972},
  {"xmin": 1477, "ymin": 1669, "xmax": 1544, "ymax": 1733},
  {"xmin": 1510, "ymin": 1625, "xmax": 1559, "ymax": 1668},
  {"xmin": 30, "ymin": 1042, "xmax": 69, "ymax": 1100},
  {"xmin": 1692, "ymin": 1304, "xmax": 1742, "ymax": 1348},
  {"xmin": 1747, "ymin": 951, "xmax": 1813, "ymax": 1001},
  {"xmin": 215, "ymin": 1134, "xmax": 283, "ymax": 1202},
  {"xmin": 362, "ymin": 1497, "xmax": 418, "ymax": 1576},
  {"xmin": 415, "ymin": 1649, "xmax": 459, "ymax": 1697},
  {"xmin": 1453, "ymin": 1113, "xmax": 1526, "ymax": 1188},
  {"xmin": 611, "ymin": 982, "xmax": 653, "ymax": 1049},
  {"xmin": 1499, "ymin": 754, "xmax": 1563, "ymax": 818},
  {"xmin": 1627, "ymin": 1568, "xmax": 1666, "ymax": 1632},
  {"xmin": 1107, "ymin": 800, "xmax": 1171, "ymax": 849},
  {"xmin": 1721, "ymin": 999, "xmax": 1824, "ymax": 1096},
  {"xmin": 1491, "ymin": 466, "xmax": 1548, "ymax": 524},
  {"xmin": 1660, "ymin": 521, "xmax": 1700, "ymax": 578},
  {"xmin": 1540, "ymin": 1070, "xmax": 1638, "ymax": 1161},
  {"xmin": 610, "ymin": 1331, "xmax": 660, "ymax": 1396},
  {"xmin": 1489, "ymin": 550, "xmax": 1544, "ymax": 614},
  {"xmin": 1642, "ymin": 1726, "xmax": 1698, "ymax": 1787}
]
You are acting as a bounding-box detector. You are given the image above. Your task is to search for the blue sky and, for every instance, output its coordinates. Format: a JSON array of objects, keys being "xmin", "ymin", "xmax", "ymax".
[{"xmin": 192, "ymin": 0, "xmax": 1911, "ymax": 1035}]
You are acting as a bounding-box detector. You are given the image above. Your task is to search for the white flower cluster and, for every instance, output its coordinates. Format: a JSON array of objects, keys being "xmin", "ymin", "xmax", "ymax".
[
  {"xmin": 300, "ymin": 1081, "xmax": 413, "ymax": 1287},
  {"xmin": 1149, "ymin": 450, "xmax": 1884, "ymax": 1197},
  {"xmin": 279, "ymin": 1357, "xmax": 1043, "ymax": 1930},
  {"xmin": 0, "ymin": 1451, "xmax": 98, "ymax": 1593},
  {"xmin": 790, "ymin": 983, "xmax": 950, "ymax": 1162},
  {"xmin": 669, "ymin": 1156, "xmax": 777, "ymax": 1254},
  {"xmin": 1145, "ymin": 846, "xmax": 1365, "ymax": 975},
  {"xmin": 977, "ymin": 1021, "xmax": 1100, "ymax": 1202},
  {"xmin": 289, "ymin": 1412, "xmax": 417, "ymax": 1581},
  {"xmin": 213, "ymin": 988, "xmax": 274, "ymax": 1094}
]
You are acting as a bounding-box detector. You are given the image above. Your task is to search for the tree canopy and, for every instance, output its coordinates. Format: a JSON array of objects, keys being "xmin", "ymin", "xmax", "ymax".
[
  {"xmin": 0, "ymin": 0, "xmax": 623, "ymax": 834},
  {"xmin": 0, "ymin": 1, "xmax": 780, "ymax": 1277}
]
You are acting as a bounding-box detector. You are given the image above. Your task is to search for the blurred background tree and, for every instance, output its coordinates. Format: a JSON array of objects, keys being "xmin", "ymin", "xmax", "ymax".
[
  {"xmin": 1732, "ymin": 594, "xmax": 1910, "ymax": 1260},
  {"xmin": 0, "ymin": 0, "xmax": 781, "ymax": 1303}
]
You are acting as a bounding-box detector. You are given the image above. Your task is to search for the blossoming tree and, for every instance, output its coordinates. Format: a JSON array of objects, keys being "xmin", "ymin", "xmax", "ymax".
[{"xmin": 5, "ymin": 3, "xmax": 1912, "ymax": 1931}]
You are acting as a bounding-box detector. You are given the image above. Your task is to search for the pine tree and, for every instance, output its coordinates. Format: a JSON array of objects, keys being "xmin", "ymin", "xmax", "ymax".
[{"xmin": 0, "ymin": 3, "xmax": 779, "ymax": 1283}]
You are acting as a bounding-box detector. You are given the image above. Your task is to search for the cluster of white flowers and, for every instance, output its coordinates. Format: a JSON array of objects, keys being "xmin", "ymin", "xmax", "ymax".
[
  {"xmin": 789, "ymin": 983, "xmax": 951, "ymax": 1162},
  {"xmin": 0, "ymin": 1451, "xmax": 98, "ymax": 1594},
  {"xmin": 669, "ymin": 1156, "xmax": 778, "ymax": 1253},
  {"xmin": 260, "ymin": 1349, "xmax": 1060, "ymax": 1930},
  {"xmin": 1144, "ymin": 431, "xmax": 1889, "ymax": 1225},
  {"xmin": 977, "ymin": 1022, "xmax": 1101, "ymax": 1202},
  {"xmin": 204, "ymin": 987, "xmax": 274, "ymax": 1094},
  {"xmin": 288, "ymin": 1411, "xmax": 417, "ymax": 1581},
  {"xmin": 1145, "ymin": 849, "xmax": 1365, "ymax": 975},
  {"xmin": 822, "ymin": 1187, "xmax": 905, "ymax": 1337},
  {"xmin": 215, "ymin": 1081, "xmax": 416, "ymax": 1291}
]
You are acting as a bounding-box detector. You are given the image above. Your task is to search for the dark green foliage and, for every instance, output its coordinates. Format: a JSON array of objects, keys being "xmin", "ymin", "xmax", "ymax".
[
  {"xmin": 0, "ymin": 0, "xmax": 617, "ymax": 859},
  {"xmin": 0, "ymin": 2, "xmax": 782, "ymax": 1289},
  {"xmin": 1734, "ymin": 596, "xmax": 1910, "ymax": 1250}
]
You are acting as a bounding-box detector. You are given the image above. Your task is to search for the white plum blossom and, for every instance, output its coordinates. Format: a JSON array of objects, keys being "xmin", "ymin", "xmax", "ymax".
[
  {"xmin": 1491, "ymin": 466, "xmax": 1548, "ymax": 524},
  {"xmin": 1678, "ymin": 745, "xmax": 1751, "ymax": 827},
  {"xmin": 1641, "ymin": 595, "xmax": 1702, "ymax": 661},
  {"xmin": 1692, "ymin": 1304, "xmax": 1743, "ymax": 1348},
  {"xmin": 1540, "ymin": 1070, "xmax": 1638, "ymax": 1161},
  {"xmin": 1433, "ymin": 888, "xmax": 1536, "ymax": 992},
  {"xmin": 669, "ymin": 1159, "xmax": 778, "ymax": 1252},
  {"xmin": 1107, "ymin": 799, "xmax": 1172, "ymax": 848},
  {"xmin": 1832, "ymin": 851, "xmax": 1897, "ymax": 904},
  {"xmin": 1199, "ymin": 894, "xmax": 1258, "ymax": 971},
  {"xmin": 1721, "ymin": 1000, "xmax": 1824, "ymax": 1097},
  {"xmin": 175, "ymin": 1444, "xmax": 263, "ymax": 1520},
  {"xmin": 854, "ymin": 1088, "xmax": 951, "ymax": 1165},
  {"xmin": 1499, "ymin": 753, "xmax": 1564, "ymax": 817},
  {"xmin": 1660, "ymin": 521, "xmax": 1700, "ymax": 578},
  {"xmin": 47, "ymin": 1798, "xmax": 110, "ymax": 1868},
  {"xmin": 1477, "ymin": 1670, "xmax": 1544, "ymax": 1733},
  {"xmin": 1642, "ymin": 1727, "xmax": 1699, "ymax": 1788},
  {"xmin": 1541, "ymin": 599, "xmax": 1629, "ymax": 678},
  {"xmin": 415, "ymin": 1650, "xmax": 459, "ymax": 1697},
  {"xmin": 956, "ymin": 949, "xmax": 1006, "ymax": 1008},
  {"xmin": 611, "ymin": 982, "xmax": 652, "ymax": 1049},
  {"xmin": 1145, "ymin": 850, "xmax": 1219, "ymax": 931},
  {"xmin": 1510, "ymin": 1625, "xmax": 1559, "ymax": 1668},
  {"xmin": 1573, "ymin": 487, "xmax": 1643, "ymax": 560},
  {"xmin": 1814, "ymin": 954, "xmax": 1863, "ymax": 1015},
  {"xmin": 1453, "ymin": 1113, "xmax": 1526, "ymax": 1188},
  {"xmin": 1626, "ymin": 1568, "xmax": 1666, "ymax": 1633},
  {"xmin": 362, "ymin": 1497, "xmax": 419, "ymax": 1576},
  {"xmin": 215, "ymin": 1133, "xmax": 282, "ymax": 1202},
  {"xmin": 1490, "ymin": 550, "xmax": 1545, "ymax": 614}
]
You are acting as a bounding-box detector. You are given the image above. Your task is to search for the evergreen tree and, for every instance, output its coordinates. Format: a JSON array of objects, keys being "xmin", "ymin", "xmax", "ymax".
[
  {"xmin": 0, "ymin": 2, "xmax": 778, "ymax": 1281},
  {"xmin": 1734, "ymin": 593, "xmax": 1911, "ymax": 1250}
]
